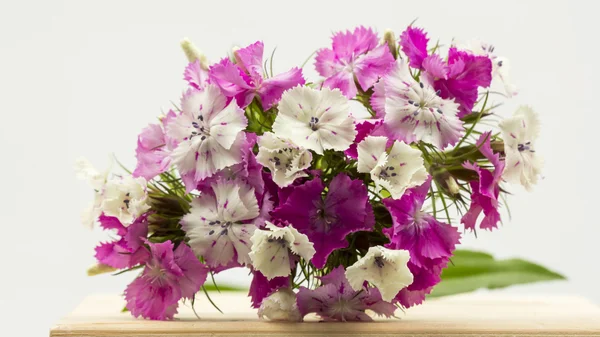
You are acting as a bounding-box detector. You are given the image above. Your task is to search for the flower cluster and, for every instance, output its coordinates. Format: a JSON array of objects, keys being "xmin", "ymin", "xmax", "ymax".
[{"xmin": 78, "ymin": 25, "xmax": 542, "ymax": 321}]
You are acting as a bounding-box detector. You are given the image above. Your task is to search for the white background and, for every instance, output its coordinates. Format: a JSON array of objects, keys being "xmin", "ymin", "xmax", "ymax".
[{"xmin": 0, "ymin": 0, "xmax": 597, "ymax": 335}]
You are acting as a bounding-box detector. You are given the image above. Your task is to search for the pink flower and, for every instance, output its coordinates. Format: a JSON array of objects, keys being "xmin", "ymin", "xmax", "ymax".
[
  {"xmin": 209, "ymin": 41, "xmax": 305, "ymax": 110},
  {"xmin": 430, "ymin": 48, "xmax": 493, "ymax": 117},
  {"xmin": 124, "ymin": 240, "xmax": 208, "ymax": 320},
  {"xmin": 184, "ymin": 59, "xmax": 210, "ymax": 89},
  {"xmin": 394, "ymin": 260, "xmax": 447, "ymax": 308},
  {"xmin": 271, "ymin": 174, "xmax": 374, "ymax": 268},
  {"xmin": 248, "ymin": 270, "xmax": 290, "ymax": 309},
  {"xmin": 296, "ymin": 266, "xmax": 396, "ymax": 321},
  {"xmin": 315, "ymin": 26, "xmax": 394, "ymax": 99},
  {"xmin": 95, "ymin": 214, "xmax": 150, "ymax": 269},
  {"xmin": 133, "ymin": 111, "xmax": 176, "ymax": 181},
  {"xmin": 400, "ymin": 26, "xmax": 429, "ymax": 69},
  {"xmin": 461, "ymin": 132, "xmax": 505, "ymax": 231}
]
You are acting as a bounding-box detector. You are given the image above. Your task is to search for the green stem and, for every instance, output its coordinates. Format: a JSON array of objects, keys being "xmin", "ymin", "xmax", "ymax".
[
  {"xmin": 202, "ymin": 285, "xmax": 223, "ymax": 314},
  {"xmin": 454, "ymin": 91, "xmax": 489, "ymax": 149}
]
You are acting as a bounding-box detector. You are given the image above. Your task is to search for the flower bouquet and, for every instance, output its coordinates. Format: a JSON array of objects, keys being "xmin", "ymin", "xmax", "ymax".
[{"xmin": 77, "ymin": 24, "xmax": 562, "ymax": 322}]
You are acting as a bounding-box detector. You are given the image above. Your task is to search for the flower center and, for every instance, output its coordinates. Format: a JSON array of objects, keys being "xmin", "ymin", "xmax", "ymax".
[
  {"xmin": 309, "ymin": 117, "xmax": 320, "ymax": 131},
  {"xmin": 377, "ymin": 165, "xmax": 398, "ymax": 179},
  {"xmin": 207, "ymin": 220, "xmax": 235, "ymax": 236},
  {"xmin": 408, "ymin": 85, "xmax": 443, "ymax": 117},
  {"xmin": 123, "ymin": 192, "xmax": 130, "ymax": 209},
  {"xmin": 190, "ymin": 114, "xmax": 209, "ymax": 140},
  {"xmin": 518, "ymin": 142, "xmax": 534, "ymax": 153},
  {"xmin": 310, "ymin": 201, "xmax": 338, "ymax": 233},
  {"xmin": 374, "ymin": 256, "xmax": 385, "ymax": 268},
  {"xmin": 270, "ymin": 148, "xmax": 294, "ymax": 170},
  {"xmin": 146, "ymin": 263, "xmax": 167, "ymax": 285}
]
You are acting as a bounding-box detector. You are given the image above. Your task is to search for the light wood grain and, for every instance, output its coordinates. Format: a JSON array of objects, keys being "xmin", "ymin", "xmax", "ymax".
[{"xmin": 50, "ymin": 293, "xmax": 600, "ymax": 336}]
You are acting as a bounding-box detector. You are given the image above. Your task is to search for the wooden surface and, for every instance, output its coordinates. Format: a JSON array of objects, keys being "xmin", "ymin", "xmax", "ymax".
[{"xmin": 50, "ymin": 292, "xmax": 600, "ymax": 336}]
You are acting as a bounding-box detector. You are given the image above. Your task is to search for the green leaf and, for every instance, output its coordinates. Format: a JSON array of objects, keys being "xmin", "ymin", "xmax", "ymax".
[{"xmin": 429, "ymin": 250, "xmax": 566, "ymax": 298}]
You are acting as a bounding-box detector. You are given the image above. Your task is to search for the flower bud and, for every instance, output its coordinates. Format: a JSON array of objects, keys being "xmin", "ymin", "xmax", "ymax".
[
  {"xmin": 232, "ymin": 46, "xmax": 247, "ymax": 71},
  {"xmin": 445, "ymin": 176, "xmax": 460, "ymax": 195},
  {"xmin": 180, "ymin": 38, "xmax": 208, "ymax": 69},
  {"xmin": 383, "ymin": 29, "xmax": 398, "ymax": 59},
  {"xmin": 87, "ymin": 263, "xmax": 116, "ymax": 276}
]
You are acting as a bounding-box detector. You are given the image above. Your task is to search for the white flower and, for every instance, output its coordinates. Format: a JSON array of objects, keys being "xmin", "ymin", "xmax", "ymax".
[
  {"xmin": 345, "ymin": 246, "xmax": 413, "ymax": 302},
  {"xmin": 499, "ymin": 106, "xmax": 543, "ymax": 190},
  {"xmin": 182, "ymin": 180, "xmax": 259, "ymax": 267},
  {"xmin": 461, "ymin": 40, "xmax": 518, "ymax": 97},
  {"xmin": 75, "ymin": 157, "xmax": 111, "ymax": 228},
  {"xmin": 249, "ymin": 222, "xmax": 315, "ymax": 280},
  {"xmin": 101, "ymin": 175, "xmax": 150, "ymax": 226},
  {"xmin": 382, "ymin": 60, "xmax": 464, "ymax": 149},
  {"xmin": 256, "ymin": 132, "xmax": 312, "ymax": 188},
  {"xmin": 357, "ymin": 136, "xmax": 428, "ymax": 199},
  {"xmin": 75, "ymin": 158, "xmax": 149, "ymax": 227},
  {"xmin": 166, "ymin": 84, "xmax": 247, "ymax": 182},
  {"xmin": 272, "ymin": 86, "xmax": 357, "ymax": 155},
  {"xmin": 258, "ymin": 288, "xmax": 302, "ymax": 322}
]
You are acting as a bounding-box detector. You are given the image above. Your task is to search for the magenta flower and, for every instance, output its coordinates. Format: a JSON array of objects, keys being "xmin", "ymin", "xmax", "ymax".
[
  {"xmin": 430, "ymin": 48, "xmax": 493, "ymax": 117},
  {"xmin": 248, "ymin": 270, "xmax": 290, "ymax": 309},
  {"xmin": 209, "ymin": 41, "xmax": 305, "ymax": 110},
  {"xmin": 344, "ymin": 120, "xmax": 382, "ymax": 159},
  {"xmin": 461, "ymin": 132, "xmax": 505, "ymax": 231},
  {"xmin": 398, "ymin": 25, "xmax": 493, "ymax": 117},
  {"xmin": 271, "ymin": 174, "xmax": 374, "ymax": 268},
  {"xmin": 381, "ymin": 176, "xmax": 458, "ymax": 308},
  {"xmin": 296, "ymin": 266, "xmax": 396, "ymax": 321},
  {"xmin": 400, "ymin": 26, "xmax": 429, "ymax": 69},
  {"xmin": 95, "ymin": 214, "xmax": 150, "ymax": 269},
  {"xmin": 315, "ymin": 26, "xmax": 394, "ymax": 99},
  {"xmin": 383, "ymin": 177, "xmax": 460, "ymax": 267},
  {"xmin": 133, "ymin": 111, "xmax": 176, "ymax": 181},
  {"xmin": 124, "ymin": 240, "xmax": 208, "ymax": 320},
  {"xmin": 383, "ymin": 178, "xmax": 461, "ymax": 269},
  {"xmin": 394, "ymin": 260, "xmax": 446, "ymax": 308}
]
